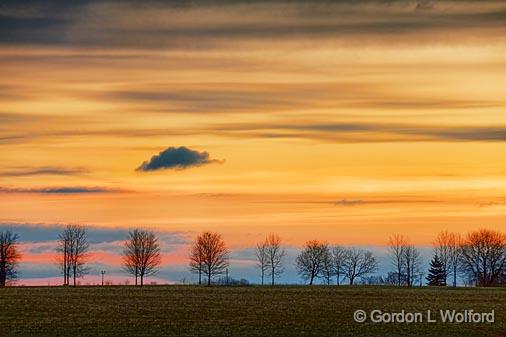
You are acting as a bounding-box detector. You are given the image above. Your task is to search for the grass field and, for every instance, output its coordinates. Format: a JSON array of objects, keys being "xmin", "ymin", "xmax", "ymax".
[{"xmin": 0, "ymin": 285, "xmax": 505, "ymax": 337}]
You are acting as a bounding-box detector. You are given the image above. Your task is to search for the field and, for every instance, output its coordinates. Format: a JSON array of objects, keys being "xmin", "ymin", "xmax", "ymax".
[{"xmin": 0, "ymin": 286, "xmax": 505, "ymax": 337}]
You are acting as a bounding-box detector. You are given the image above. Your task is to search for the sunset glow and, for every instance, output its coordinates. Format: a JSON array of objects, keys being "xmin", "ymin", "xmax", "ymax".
[{"xmin": 1, "ymin": 0, "xmax": 505, "ymax": 284}]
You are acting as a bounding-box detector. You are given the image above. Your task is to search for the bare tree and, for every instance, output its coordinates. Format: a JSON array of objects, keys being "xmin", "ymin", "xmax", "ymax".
[
  {"xmin": 403, "ymin": 244, "xmax": 422, "ymax": 287},
  {"xmin": 189, "ymin": 236, "xmax": 205, "ymax": 285},
  {"xmin": 295, "ymin": 240, "xmax": 328, "ymax": 285},
  {"xmin": 341, "ymin": 248, "xmax": 377, "ymax": 285},
  {"xmin": 321, "ymin": 247, "xmax": 335, "ymax": 285},
  {"xmin": 447, "ymin": 233, "xmax": 461, "ymax": 287},
  {"xmin": 190, "ymin": 232, "xmax": 229, "ymax": 286},
  {"xmin": 123, "ymin": 229, "xmax": 161, "ymax": 286},
  {"xmin": 388, "ymin": 234, "xmax": 407, "ymax": 286},
  {"xmin": 265, "ymin": 234, "xmax": 285, "ymax": 285},
  {"xmin": 255, "ymin": 240, "xmax": 268, "ymax": 285},
  {"xmin": 332, "ymin": 246, "xmax": 347, "ymax": 285},
  {"xmin": 433, "ymin": 230, "xmax": 452, "ymax": 284},
  {"xmin": 57, "ymin": 227, "xmax": 71, "ymax": 286},
  {"xmin": 459, "ymin": 229, "xmax": 506, "ymax": 286},
  {"xmin": 0, "ymin": 231, "xmax": 21, "ymax": 287},
  {"xmin": 57, "ymin": 225, "xmax": 89, "ymax": 287}
]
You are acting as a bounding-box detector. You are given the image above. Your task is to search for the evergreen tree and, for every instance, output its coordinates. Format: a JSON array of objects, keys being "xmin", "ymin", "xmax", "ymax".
[{"xmin": 426, "ymin": 254, "xmax": 447, "ymax": 286}]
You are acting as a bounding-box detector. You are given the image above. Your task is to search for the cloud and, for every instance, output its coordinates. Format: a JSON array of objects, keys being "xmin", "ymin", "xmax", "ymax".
[
  {"xmin": 1, "ymin": 1, "xmax": 505, "ymax": 49},
  {"xmin": 0, "ymin": 222, "xmax": 190, "ymax": 244},
  {"xmin": 333, "ymin": 199, "xmax": 366, "ymax": 206},
  {"xmin": 136, "ymin": 146, "xmax": 223, "ymax": 172},
  {"xmin": 214, "ymin": 122, "xmax": 506, "ymax": 143},
  {"xmin": 0, "ymin": 186, "xmax": 120, "ymax": 194},
  {"xmin": 0, "ymin": 166, "xmax": 88, "ymax": 177},
  {"xmin": 2, "ymin": 120, "xmax": 506, "ymax": 145}
]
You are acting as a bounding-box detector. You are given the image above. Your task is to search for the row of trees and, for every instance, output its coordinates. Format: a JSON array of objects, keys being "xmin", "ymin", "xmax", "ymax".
[
  {"xmin": 57, "ymin": 225, "xmax": 90, "ymax": 287},
  {"xmin": 0, "ymin": 227, "xmax": 505, "ymax": 287},
  {"xmin": 187, "ymin": 233, "xmax": 378, "ymax": 286},
  {"xmin": 295, "ymin": 242, "xmax": 377, "ymax": 285},
  {"xmin": 388, "ymin": 229, "xmax": 506, "ymax": 287}
]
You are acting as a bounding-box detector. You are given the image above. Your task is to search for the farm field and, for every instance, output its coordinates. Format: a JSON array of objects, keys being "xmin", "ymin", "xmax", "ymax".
[{"xmin": 0, "ymin": 286, "xmax": 505, "ymax": 337}]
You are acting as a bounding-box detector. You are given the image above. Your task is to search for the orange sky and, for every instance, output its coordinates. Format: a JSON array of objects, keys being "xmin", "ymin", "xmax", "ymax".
[{"xmin": 1, "ymin": 0, "xmax": 505, "ymax": 249}]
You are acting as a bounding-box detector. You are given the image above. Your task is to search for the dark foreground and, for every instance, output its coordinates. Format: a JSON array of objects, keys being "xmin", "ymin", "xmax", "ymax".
[{"xmin": 0, "ymin": 285, "xmax": 505, "ymax": 337}]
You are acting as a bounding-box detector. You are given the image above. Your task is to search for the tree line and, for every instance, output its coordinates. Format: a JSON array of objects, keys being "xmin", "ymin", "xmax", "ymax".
[{"xmin": 0, "ymin": 227, "xmax": 505, "ymax": 287}]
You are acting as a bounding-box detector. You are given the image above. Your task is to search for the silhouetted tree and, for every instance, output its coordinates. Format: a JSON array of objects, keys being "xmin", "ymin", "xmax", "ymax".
[
  {"xmin": 189, "ymin": 236, "xmax": 205, "ymax": 285},
  {"xmin": 433, "ymin": 230, "xmax": 452, "ymax": 284},
  {"xmin": 426, "ymin": 254, "xmax": 446, "ymax": 286},
  {"xmin": 388, "ymin": 234, "xmax": 407, "ymax": 286},
  {"xmin": 384, "ymin": 272, "xmax": 400, "ymax": 285},
  {"xmin": 321, "ymin": 247, "xmax": 335, "ymax": 285},
  {"xmin": 341, "ymin": 248, "xmax": 377, "ymax": 285},
  {"xmin": 190, "ymin": 232, "xmax": 229, "ymax": 286},
  {"xmin": 0, "ymin": 231, "xmax": 20, "ymax": 287},
  {"xmin": 332, "ymin": 246, "xmax": 347, "ymax": 285},
  {"xmin": 255, "ymin": 240, "xmax": 268, "ymax": 285},
  {"xmin": 447, "ymin": 232, "xmax": 462, "ymax": 287},
  {"xmin": 265, "ymin": 234, "xmax": 285, "ymax": 285},
  {"xmin": 57, "ymin": 225, "xmax": 89, "ymax": 287},
  {"xmin": 459, "ymin": 229, "xmax": 506, "ymax": 286},
  {"xmin": 388, "ymin": 235, "xmax": 422, "ymax": 287},
  {"xmin": 123, "ymin": 229, "xmax": 161, "ymax": 286},
  {"xmin": 403, "ymin": 244, "xmax": 422, "ymax": 287},
  {"xmin": 296, "ymin": 240, "xmax": 329, "ymax": 285},
  {"xmin": 433, "ymin": 231, "xmax": 463, "ymax": 287}
]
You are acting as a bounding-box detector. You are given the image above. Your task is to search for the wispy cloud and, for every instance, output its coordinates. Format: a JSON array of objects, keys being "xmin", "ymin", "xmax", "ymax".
[
  {"xmin": 0, "ymin": 186, "xmax": 121, "ymax": 194},
  {"xmin": 0, "ymin": 166, "xmax": 88, "ymax": 177},
  {"xmin": 213, "ymin": 122, "xmax": 506, "ymax": 143}
]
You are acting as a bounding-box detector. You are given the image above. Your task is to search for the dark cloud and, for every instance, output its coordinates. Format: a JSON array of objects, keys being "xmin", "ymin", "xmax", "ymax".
[
  {"xmin": 0, "ymin": 166, "xmax": 88, "ymax": 177},
  {"xmin": 0, "ymin": 186, "xmax": 120, "ymax": 194},
  {"xmin": 137, "ymin": 146, "xmax": 223, "ymax": 172},
  {"xmin": 0, "ymin": 1, "xmax": 504, "ymax": 48}
]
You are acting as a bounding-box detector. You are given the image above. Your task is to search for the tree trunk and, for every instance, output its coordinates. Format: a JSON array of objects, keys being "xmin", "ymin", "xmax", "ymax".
[
  {"xmin": 140, "ymin": 274, "xmax": 144, "ymax": 287},
  {"xmin": 0, "ymin": 248, "xmax": 5, "ymax": 287},
  {"xmin": 261, "ymin": 270, "xmax": 264, "ymax": 285},
  {"xmin": 350, "ymin": 277, "xmax": 354, "ymax": 285},
  {"xmin": 271, "ymin": 267, "xmax": 275, "ymax": 286},
  {"xmin": 0, "ymin": 264, "xmax": 5, "ymax": 287},
  {"xmin": 63, "ymin": 241, "xmax": 67, "ymax": 286},
  {"xmin": 309, "ymin": 274, "xmax": 314, "ymax": 285},
  {"xmin": 73, "ymin": 266, "xmax": 77, "ymax": 287},
  {"xmin": 66, "ymin": 264, "xmax": 71, "ymax": 286},
  {"xmin": 207, "ymin": 272, "xmax": 211, "ymax": 286},
  {"xmin": 198, "ymin": 265, "xmax": 202, "ymax": 285},
  {"xmin": 397, "ymin": 262, "xmax": 402, "ymax": 286},
  {"xmin": 336, "ymin": 270, "xmax": 340, "ymax": 286}
]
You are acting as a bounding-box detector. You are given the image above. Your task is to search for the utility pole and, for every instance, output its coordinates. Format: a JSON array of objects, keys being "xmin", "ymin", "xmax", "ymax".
[{"xmin": 101, "ymin": 270, "xmax": 106, "ymax": 286}]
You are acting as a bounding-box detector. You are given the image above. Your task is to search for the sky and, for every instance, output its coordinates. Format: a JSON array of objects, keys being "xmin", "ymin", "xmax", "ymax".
[{"xmin": 0, "ymin": 0, "xmax": 505, "ymax": 285}]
